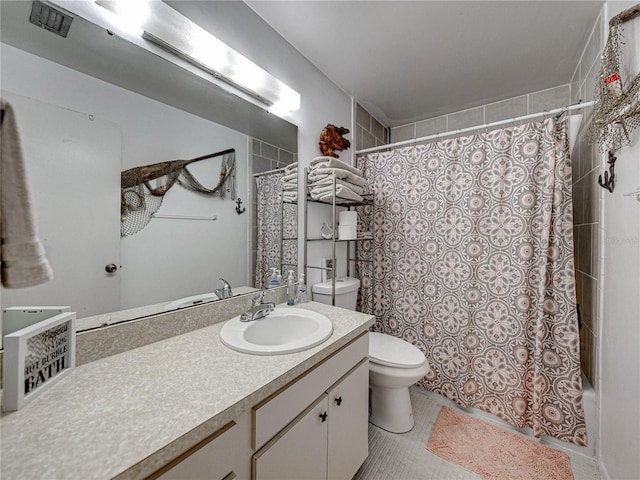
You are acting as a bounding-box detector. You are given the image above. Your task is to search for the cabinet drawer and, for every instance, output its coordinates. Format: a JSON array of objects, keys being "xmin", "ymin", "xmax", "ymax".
[
  {"xmin": 153, "ymin": 410, "xmax": 251, "ymax": 480},
  {"xmin": 252, "ymin": 332, "xmax": 368, "ymax": 450}
]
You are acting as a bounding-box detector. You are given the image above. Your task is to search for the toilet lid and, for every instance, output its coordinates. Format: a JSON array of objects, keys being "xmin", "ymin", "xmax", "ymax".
[{"xmin": 369, "ymin": 332, "xmax": 426, "ymax": 368}]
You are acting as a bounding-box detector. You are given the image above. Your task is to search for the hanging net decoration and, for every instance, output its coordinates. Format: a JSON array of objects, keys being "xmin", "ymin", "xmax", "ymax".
[
  {"xmin": 120, "ymin": 149, "xmax": 236, "ymax": 237},
  {"xmin": 589, "ymin": 17, "xmax": 640, "ymax": 152}
]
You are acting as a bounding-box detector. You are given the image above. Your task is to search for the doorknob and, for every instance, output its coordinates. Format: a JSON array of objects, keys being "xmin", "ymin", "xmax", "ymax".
[{"xmin": 105, "ymin": 263, "xmax": 118, "ymax": 273}]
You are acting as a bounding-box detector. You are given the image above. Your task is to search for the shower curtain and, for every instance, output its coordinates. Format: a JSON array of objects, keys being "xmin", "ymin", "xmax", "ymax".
[
  {"xmin": 357, "ymin": 118, "xmax": 586, "ymax": 445},
  {"xmin": 254, "ymin": 172, "xmax": 297, "ymax": 289}
]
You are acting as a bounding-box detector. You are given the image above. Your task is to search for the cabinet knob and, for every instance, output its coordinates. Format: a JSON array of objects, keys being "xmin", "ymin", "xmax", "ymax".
[
  {"xmin": 334, "ymin": 396, "xmax": 343, "ymax": 406},
  {"xmin": 105, "ymin": 263, "xmax": 118, "ymax": 273},
  {"xmin": 319, "ymin": 411, "xmax": 328, "ymax": 422}
]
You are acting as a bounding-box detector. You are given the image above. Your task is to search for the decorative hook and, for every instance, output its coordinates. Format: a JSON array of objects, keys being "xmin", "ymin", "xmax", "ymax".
[
  {"xmin": 235, "ymin": 197, "xmax": 246, "ymax": 215},
  {"xmin": 598, "ymin": 151, "xmax": 617, "ymax": 193}
]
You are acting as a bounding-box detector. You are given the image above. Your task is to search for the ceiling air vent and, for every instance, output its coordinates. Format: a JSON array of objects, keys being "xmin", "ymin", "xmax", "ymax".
[{"xmin": 29, "ymin": 1, "xmax": 73, "ymax": 38}]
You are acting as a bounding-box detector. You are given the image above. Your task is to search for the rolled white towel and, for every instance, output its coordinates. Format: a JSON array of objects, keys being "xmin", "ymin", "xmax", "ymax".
[
  {"xmin": 310, "ymin": 156, "xmax": 363, "ymax": 177},
  {"xmin": 308, "ymin": 177, "xmax": 365, "ymax": 195},
  {"xmin": 284, "ymin": 162, "xmax": 298, "ymax": 174},
  {"xmin": 281, "ymin": 191, "xmax": 297, "ymax": 203},
  {"xmin": 281, "ymin": 171, "xmax": 298, "ymax": 184},
  {"xmin": 308, "ymin": 168, "xmax": 367, "ymax": 188},
  {"xmin": 310, "ymin": 183, "xmax": 364, "ymax": 202}
]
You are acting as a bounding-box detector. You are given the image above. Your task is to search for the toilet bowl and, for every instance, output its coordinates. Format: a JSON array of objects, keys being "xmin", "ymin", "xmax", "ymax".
[
  {"xmin": 369, "ymin": 332, "xmax": 429, "ymax": 433},
  {"xmin": 311, "ymin": 277, "xmax": 428, "ymax": 433}
]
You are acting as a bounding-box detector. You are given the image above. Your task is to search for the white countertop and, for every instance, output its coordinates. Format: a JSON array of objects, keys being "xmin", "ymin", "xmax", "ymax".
[{"xmin": 1, "ymin": 302, "xmax": 374, "ymax": 480}]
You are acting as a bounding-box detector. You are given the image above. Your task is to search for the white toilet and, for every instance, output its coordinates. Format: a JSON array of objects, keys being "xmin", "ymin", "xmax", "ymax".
[
  {"xmin": 368, "ymin": 332, "xmax": 429, "ymax": 433},
  {"xmin": 311, "ymin": 276, "xmax": 429, "ymax": 433}
]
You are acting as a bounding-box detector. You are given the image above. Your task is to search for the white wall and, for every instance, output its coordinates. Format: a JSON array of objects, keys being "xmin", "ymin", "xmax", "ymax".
[{"xmin": 599, "ymin": 3, "xmax": 640, "ymax": 479}]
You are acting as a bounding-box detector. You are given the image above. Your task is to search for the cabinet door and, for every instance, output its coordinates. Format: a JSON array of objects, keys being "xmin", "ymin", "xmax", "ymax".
[
  {"xmin": 327, "ymin": 359, "xmax": 369, "ymax": 480},
  {"xmin": 253, "ymin": 394, "xmax": 329, "ymax": 480}
]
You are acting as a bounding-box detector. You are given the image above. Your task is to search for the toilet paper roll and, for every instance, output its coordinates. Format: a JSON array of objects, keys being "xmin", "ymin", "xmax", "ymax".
[
  {"xmin": 339, "ymin": 211, "xmax": 357, "ymax": 226},
  {"xmin": 338, "ymin": 225, "xmax": 357, "ymax": 240}
]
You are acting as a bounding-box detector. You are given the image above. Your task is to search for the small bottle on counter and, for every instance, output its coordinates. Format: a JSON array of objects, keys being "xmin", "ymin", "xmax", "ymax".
[
  {"xmin": 286, "ymin": 270, "xmax": 296, "ymax": 305},
  {"xmin": 268, "ymin": 268, "xmax": 280, "ymax": 288},
  {"xmin": 296, "ymin": 273, "xmax": 308, "ymax": 303}
]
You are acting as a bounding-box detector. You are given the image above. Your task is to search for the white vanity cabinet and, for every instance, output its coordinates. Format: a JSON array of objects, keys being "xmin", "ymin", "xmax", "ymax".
[
  {"xmin": 148, "ymin": 333, "xmax": 369, "ymax": 480},
  {"xmin": 252, "ymin": 333, "xmax": 369, "ymax": 480},
  {"xmin": 153, "ymin": 410, "xmax": 252, "ymax": 480}
]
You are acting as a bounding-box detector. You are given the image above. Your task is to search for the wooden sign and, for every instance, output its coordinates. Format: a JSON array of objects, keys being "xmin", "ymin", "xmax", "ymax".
[{"xmin": 2, "ymin": 312, "xmax": 76, "ymax": 411}]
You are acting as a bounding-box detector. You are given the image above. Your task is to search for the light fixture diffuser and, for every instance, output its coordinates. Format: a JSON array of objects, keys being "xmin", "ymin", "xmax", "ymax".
[{"xmin": 95, "ymin": 0, "xmax": 300, "ymax": 114}]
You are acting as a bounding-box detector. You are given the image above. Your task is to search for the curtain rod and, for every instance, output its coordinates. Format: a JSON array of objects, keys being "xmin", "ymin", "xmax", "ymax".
[
  {"xmin": 252, "ymin": 167, "xmax": 286, "ymax": 177},
  {"xmin": 355, "ymin": 101, "xmax": 595, "ymax": 155}
]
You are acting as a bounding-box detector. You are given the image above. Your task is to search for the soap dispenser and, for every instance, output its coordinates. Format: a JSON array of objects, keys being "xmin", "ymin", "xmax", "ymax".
[
  {"xmin": 296, "ymin": 273, "xmax": 308, "ymax": 303},
  {"xmin": 268, "ymin": 268, "xmax": 280, "ymax": 288},
  {"xmin": 286, "ymin": 270, "xmax": 296, "ymax": 305}
]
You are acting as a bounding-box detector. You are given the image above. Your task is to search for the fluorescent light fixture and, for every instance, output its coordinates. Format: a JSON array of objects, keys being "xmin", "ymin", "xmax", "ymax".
[
  {"xmin": 95, "ymin": 0, "xmax": 300, "ymax": 114},
  {"xmin": 95, "ymin": 0, "xmax": 149, "ymax": 36}
]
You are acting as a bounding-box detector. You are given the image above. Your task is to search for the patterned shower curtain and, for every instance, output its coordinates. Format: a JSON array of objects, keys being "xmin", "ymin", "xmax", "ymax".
[
  {"xmin": 255, "ymin": 172, "xmax": 297, "ymax": 289},
  {"xmin": 357, "ymin": 118, "xmax": 586, "ymax": 445}
]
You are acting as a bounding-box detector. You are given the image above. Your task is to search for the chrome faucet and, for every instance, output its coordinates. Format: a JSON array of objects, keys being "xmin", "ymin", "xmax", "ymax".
[
  {"xmin": 215, "ymin": 278, "xmax": 233, "ymax": 299},
  {"xmin": 240, "ymin": 291, "xmax": 275, "ymax": 322}
]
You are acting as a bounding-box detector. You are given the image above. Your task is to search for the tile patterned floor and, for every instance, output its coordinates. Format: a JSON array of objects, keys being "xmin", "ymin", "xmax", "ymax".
[{"xmin": 354, "ymin": 388, "xmax": 601, "ymax": 480}]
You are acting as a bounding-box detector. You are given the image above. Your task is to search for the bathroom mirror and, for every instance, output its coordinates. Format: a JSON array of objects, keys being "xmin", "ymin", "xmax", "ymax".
[{"xmin": 0, "ymin": 1, "xmax": 298, "ymax": 330}]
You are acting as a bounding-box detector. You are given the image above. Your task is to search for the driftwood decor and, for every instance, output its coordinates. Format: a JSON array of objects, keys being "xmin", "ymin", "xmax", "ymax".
[{"xmin": 319, "ymin": 124, "xmax": 351, "ymax": 158}]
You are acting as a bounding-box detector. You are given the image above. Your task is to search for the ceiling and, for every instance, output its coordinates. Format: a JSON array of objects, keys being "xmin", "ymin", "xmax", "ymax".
[{"xmin": 245, "ymin": 1, "xmax": 603, "ymax": 127}]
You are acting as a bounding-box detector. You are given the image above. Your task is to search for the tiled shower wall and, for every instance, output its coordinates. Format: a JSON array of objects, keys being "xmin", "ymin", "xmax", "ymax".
[
  {"xmin": 570, "ymin": 11, "xmax": 604, "ymax": 388},
  {"xmin": 355, "ymin": 103, "xmax": 389, "ymax": 151},
  {"xmin": 250, "ymin": 138, "xmax": 296, "ymax": 285},
  {"xmin": 390, "ymin": 84, "xmax": 571, "ymax": 143}
]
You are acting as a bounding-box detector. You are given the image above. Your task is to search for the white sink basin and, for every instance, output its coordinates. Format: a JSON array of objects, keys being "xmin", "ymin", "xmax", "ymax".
[
  {"xmin": 219, "ymin": 308, "xmax": 334, "ymax": 355},
  {"xmin": 164, "ymin": 293, "xmax": 219, "ymax": 311}
]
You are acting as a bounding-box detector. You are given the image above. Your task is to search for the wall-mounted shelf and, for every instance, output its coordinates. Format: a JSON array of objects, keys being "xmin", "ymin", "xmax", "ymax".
[{"xmin": 303, "ymin": 170, "xmax": 374, "ymax": 308}]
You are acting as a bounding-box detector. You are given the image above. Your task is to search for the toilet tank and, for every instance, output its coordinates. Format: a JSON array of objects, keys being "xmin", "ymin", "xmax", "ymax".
[{"xmin": 311, "ymin": 277, "xmax": 361, "ymax": 310}]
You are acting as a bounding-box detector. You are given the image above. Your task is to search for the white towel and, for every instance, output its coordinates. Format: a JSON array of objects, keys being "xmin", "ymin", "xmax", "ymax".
[
  {"xmin": 310, "ymin": 184, "xmax": 364, "ymax": 202},
  {"xmin": 310, "ymin": 156, "xmax": 363, "ymax": 177},
  {"xmin": 281, "ymin": 171, "xmax": 298, "ymax": 184},
  {"xmin": 284, "ymin": 162, "xmax": 298, "ymax": 174},
  {"xmin": 281, "ymin": 182, "xmax": 298, "ymax": 192},
  {"xmin": 308, "ymin": 177, "xmax": 365, "ymax": 195},
  {"xmin": 281, "ymin": 191, "xmax": 297, "ymax": 203},
  {"xmin": 1, "ymin": 100, "xmax": 53, "ymax": 288},
  {"xmin": 308, "ymin": 168, "xmax": 367, "ymax": 188}
]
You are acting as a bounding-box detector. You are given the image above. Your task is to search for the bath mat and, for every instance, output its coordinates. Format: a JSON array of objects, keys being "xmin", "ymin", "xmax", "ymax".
[{"xmin": 426, "ymin": 406, "xmax": 574, "ymax": 480}]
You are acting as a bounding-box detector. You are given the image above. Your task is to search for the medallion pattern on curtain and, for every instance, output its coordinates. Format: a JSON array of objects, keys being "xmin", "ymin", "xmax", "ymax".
[
  {"xmin": 254, "ymin": 173, "xmax": 297, "ymax": 289},
  {"xmin": 357, "ymin": 118, "xmax": 586, "ymax": 445}
]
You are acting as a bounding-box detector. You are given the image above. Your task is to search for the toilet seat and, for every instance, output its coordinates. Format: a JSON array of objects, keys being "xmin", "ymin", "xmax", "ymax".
[{"xmin": 369, "ymin": 332, "xmax": 426, "ymax": 368}]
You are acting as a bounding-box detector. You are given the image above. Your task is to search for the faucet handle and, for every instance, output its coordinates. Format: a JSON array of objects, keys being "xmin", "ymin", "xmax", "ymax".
[{"xmin": 254, "ymin": 290, "xmax": 266, "ymax": 306}]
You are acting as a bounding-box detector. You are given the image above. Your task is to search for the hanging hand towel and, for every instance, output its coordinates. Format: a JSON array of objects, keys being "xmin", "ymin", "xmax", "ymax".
[{"xmin": 1, "ymin": 99, "xmax": 53, "ymax": 288}]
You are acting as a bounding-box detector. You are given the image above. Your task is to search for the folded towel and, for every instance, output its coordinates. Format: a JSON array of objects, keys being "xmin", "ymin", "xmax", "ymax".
[
  {"xmin": 284, "ymin": 162, "xmax": 298, "ymax": 174},
  {"xmin": 281, "ymin": 191, "xmax": 297, "ymax": 203},
  {"xmin": 281, "ymin": 182, "xmax": 298, "ymax": 191},
  {"xmin": 310, "ymin": 183, "xmax": 364, "ymax": 202},
  {"xmin": 281, "ymin": 171, "xmax": 298, "ymax": 184},
  {"xmin": 308, "ymin": 168, "xmax": 367, "ymax": 188},
  {"xmin": 308, "ymin": 177, "xmax": 365, "ymax": 195},
  {"xmin": 310, "ymin": 156, "xmax": 363, "ymax": 177}
]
